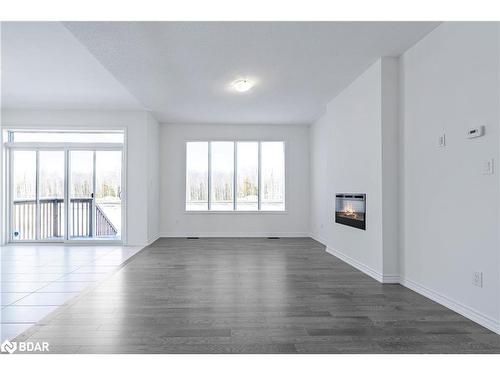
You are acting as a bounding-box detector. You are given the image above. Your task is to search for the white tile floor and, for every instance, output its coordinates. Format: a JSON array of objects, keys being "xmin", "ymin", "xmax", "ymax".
[{"xmin": 0, "ymin": 244, "xmax": 143, "ymax": 341}]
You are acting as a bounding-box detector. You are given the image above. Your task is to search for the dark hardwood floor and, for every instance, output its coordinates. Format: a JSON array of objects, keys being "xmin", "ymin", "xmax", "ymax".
[{"xmin": 15, "ymin": 238, "xmax": 500, "ymax": 353}]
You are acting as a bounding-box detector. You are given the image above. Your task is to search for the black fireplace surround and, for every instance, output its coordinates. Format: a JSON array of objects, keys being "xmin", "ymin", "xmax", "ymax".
[{"xmin": 335, "ymin": 193, "xmax": 366, "ymax": 230}]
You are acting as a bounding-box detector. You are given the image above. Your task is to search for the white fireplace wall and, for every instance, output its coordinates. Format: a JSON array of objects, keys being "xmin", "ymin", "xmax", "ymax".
[
  {"xmin": 311, "ymin": 22, "xmax": 500, "ymax": 333},
  {"xmin": 310, "ymin": 57, "xmax": 399, "ymax": 281}
]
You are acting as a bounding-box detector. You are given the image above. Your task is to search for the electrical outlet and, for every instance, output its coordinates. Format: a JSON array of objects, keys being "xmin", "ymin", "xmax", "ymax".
[
  {"xmin": 438, "ymin": 133, "xmax": 446, "ymax": 147},
  {"xmin": 473, "ymin": 271, "xmax": 483, "ymax": 288},
  {"xmin": 482, "ymin": 159, "xmax": 494, "ymax": 175}
]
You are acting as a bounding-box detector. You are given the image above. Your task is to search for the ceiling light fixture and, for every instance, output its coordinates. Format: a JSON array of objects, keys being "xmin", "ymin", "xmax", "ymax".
[{"xmin": 231, "ymin": 79, "xmax": 255, "ymax": 93}]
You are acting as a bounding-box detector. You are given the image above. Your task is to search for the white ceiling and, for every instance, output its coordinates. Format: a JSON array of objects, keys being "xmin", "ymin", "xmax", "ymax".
[
  {"xmin": 1, "ymin": 22, "xmax": 143, "ymax": 111},
  {"xmin": 2, "ymin": 21, "xmax": 439, "ymax": 124}
]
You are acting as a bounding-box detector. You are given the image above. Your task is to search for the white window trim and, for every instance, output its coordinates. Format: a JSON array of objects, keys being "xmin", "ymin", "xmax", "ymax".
[
  {"xmin": 3, "ymin": 128, "xmax": 128, "ymax": 244},
  {"xmin": 184, "ymin": 140, "xmax": 287, "ymax": 214}
]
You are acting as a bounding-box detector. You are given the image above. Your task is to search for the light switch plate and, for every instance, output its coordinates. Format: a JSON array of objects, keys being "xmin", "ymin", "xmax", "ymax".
[
  {"xmin": 473, "ymin": 272, "xmax": 483, "ymax": 287},
  {"xmin": 467, "ymin": 125, "xmax": 485, "ymax": 139}
]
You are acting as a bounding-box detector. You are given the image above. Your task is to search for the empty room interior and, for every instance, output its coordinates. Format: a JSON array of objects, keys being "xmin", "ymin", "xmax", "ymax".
[{"xmin": 2, "ymin": 20, "xmax": 500, "ymax": 355}]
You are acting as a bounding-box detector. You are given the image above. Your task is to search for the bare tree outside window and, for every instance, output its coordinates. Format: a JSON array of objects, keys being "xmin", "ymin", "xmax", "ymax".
[{"xmin": 185, "ymin": 141, "xmax": 285, "ymax": 211}]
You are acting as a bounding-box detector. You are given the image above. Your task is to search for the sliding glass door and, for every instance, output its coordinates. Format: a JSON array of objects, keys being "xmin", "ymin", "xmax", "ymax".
[
  {"xmin": 69, "ymin": 150, "xmax": 94, "ymax": 239},
  {"xmin": 10, "ymin": 148, "xmax": 122, "ymax": 242},
  {"xmin": 68, "ymin": 150, "xmax": 122, "ymax": 240},
  {"xmin": 95, "ymin": 151, "xmax": 122, "ymax": 239},
  {"xmin": 39, "ymin": 151, "xmax": 65, "ymax": 240},
  {"xmin": 11, "ymin": 150, "xmax": 37, "ymax": 240}
]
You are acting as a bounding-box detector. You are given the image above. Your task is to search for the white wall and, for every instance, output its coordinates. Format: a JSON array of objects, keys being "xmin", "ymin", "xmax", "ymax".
[
  {"xmin": 400, "ymin": 22, "xmax": 500, "ymax": 332},
  {"xmin": 159, "ymin": 123, "xmax": 310, "ymax": 237},
  {"xmin": 381, "ymin": 58, "xmax": 400, "ymax": 278},
  {"xmin": 310, "ymin": 58, "xmax": 399, "ymax": 282},
  {"xmin": 146, "ymin": 113, "xmax": 160, "ymax": 243},
  {"xmin": 1, "ymin": 109, "xmax": 156, "ymax": 246}
]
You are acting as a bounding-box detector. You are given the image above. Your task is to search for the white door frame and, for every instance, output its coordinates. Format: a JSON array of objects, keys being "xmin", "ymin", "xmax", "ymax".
[{"xmin": 5, "ymin": 141, "xmax": 125, "ymax": 244}]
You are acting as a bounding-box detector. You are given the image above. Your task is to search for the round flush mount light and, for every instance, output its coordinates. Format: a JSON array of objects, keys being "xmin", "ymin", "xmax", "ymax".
[{"xmin": 231, "ymin": 79, "xmax": 255, "ymax": 93}]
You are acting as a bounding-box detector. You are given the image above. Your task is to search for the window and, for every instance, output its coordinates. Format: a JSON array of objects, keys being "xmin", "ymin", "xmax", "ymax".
[
  {"xmin": 6, "ymin": 130, "xmax": 124, "ymax": 143},
  {"xmin": 236, "ymin": 142, "xmax": 259, "ymax": 211},
  {"xmin": 261, "ymin": 142, "xmax": 285, "ymax": 211},
  {"xmin": 186, "ymin": 142, "xmax": 209, "ymax": 211},
  {"xmin": 186, "ymin": 141, "xmax": 285, "ymax": 211},
  {"xmin": 210, "ymin": 142, "xmax": 234, "ymax": 211}
]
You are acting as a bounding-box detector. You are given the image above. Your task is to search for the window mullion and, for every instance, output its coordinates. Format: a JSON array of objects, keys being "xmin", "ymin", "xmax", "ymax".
[
  {"xmin": 233, "ymin": 142, "xmax": 237, "ymax": 211},
  {"xmin": 207, "ymin": 142, "xmax": 212, "ymax": 211},
  {"xmin": 65, "ymin": 150, "xmax": 70, "ymax": 241},
  {"xmin": 35, "ymin": 150, "xmax": 40, "ymax": 240},
  {"xmin": 258, "ymin": 142, "xmax": 262, "ymax": 211}
]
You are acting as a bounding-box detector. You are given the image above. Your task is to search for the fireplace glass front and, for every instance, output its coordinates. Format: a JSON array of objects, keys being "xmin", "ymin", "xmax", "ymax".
[{"xmin": 335, "ymin": 194, "xmax": 366, "ymax": 230}]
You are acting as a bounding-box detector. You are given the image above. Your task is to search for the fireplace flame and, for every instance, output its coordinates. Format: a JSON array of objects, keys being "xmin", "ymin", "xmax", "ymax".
[{"xmin": 342, "ymin": 203, "xmax": 357, "ymax": 218}]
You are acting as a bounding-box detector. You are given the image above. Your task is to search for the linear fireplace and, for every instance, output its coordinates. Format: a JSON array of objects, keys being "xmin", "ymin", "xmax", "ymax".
[{"xmin": 335, "ymin": 193, "xmax": 366, "ymax": 230}]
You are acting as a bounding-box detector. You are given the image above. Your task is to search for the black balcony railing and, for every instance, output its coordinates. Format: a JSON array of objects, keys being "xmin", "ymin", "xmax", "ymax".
[{"xmin": 12, "ymin": 198, "xmax": 118, "ymax": 240}]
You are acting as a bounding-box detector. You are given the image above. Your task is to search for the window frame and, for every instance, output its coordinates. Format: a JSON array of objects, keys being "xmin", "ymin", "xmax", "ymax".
[
  {"xmin": 184, "ymin": 139, "xmax": 287, "ymax": 214},
  {"xmin": 6, "ymin": 129, "xmax": 125, "ymax": 144},
  {"xmin": 3, "ymin": 127, "xmax": 127, "ymax": 244}
]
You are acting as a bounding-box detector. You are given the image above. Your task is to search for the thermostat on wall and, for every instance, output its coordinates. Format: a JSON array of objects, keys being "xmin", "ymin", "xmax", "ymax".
[{"xmin": 466, "ymin": 126, "xmax": 485, "ymax": 139}]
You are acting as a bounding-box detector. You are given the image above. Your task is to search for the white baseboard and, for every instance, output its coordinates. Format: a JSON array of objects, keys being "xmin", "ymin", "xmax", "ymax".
[
  {"xmin": 159, "ymin": 232, "xmax": 310, "ymax": 238},
  {"xmin": 381, "ymin": 274, "xmax": 400, "ymax": 284},
  {"xmin": 323, "ymin": 240, "xmax": 499, "ymax": 334},
  {"xmin": 401, "ymin": 277, "xmax": 500, "ymax": 335},
  {"xmin": 325, "ymin": 246, "xmax": 385, "ymax": 283},
  {"xmin": 325, "ymin": 244, "xmax": 499, "ymax": 334},
  {"xmin": 147, "ymin": 233, "xmax": 161, "ymax": 245},
  {"xmin": 312, "ymin": 233, "xmax": 400, "ymax": 284},
  {"xmin": 309, "ymin": 233, "xmax": 327, "ymax": 245}
]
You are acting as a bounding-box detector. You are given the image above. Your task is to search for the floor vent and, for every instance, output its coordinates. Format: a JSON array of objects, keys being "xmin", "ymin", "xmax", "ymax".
[
  {"xmin": 267, "ymin": 237, "xmax": 280, "ymax": 240},
  {"xmin": 186, "ymin": 237, "xmax": 200, "ymax": 239}
]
